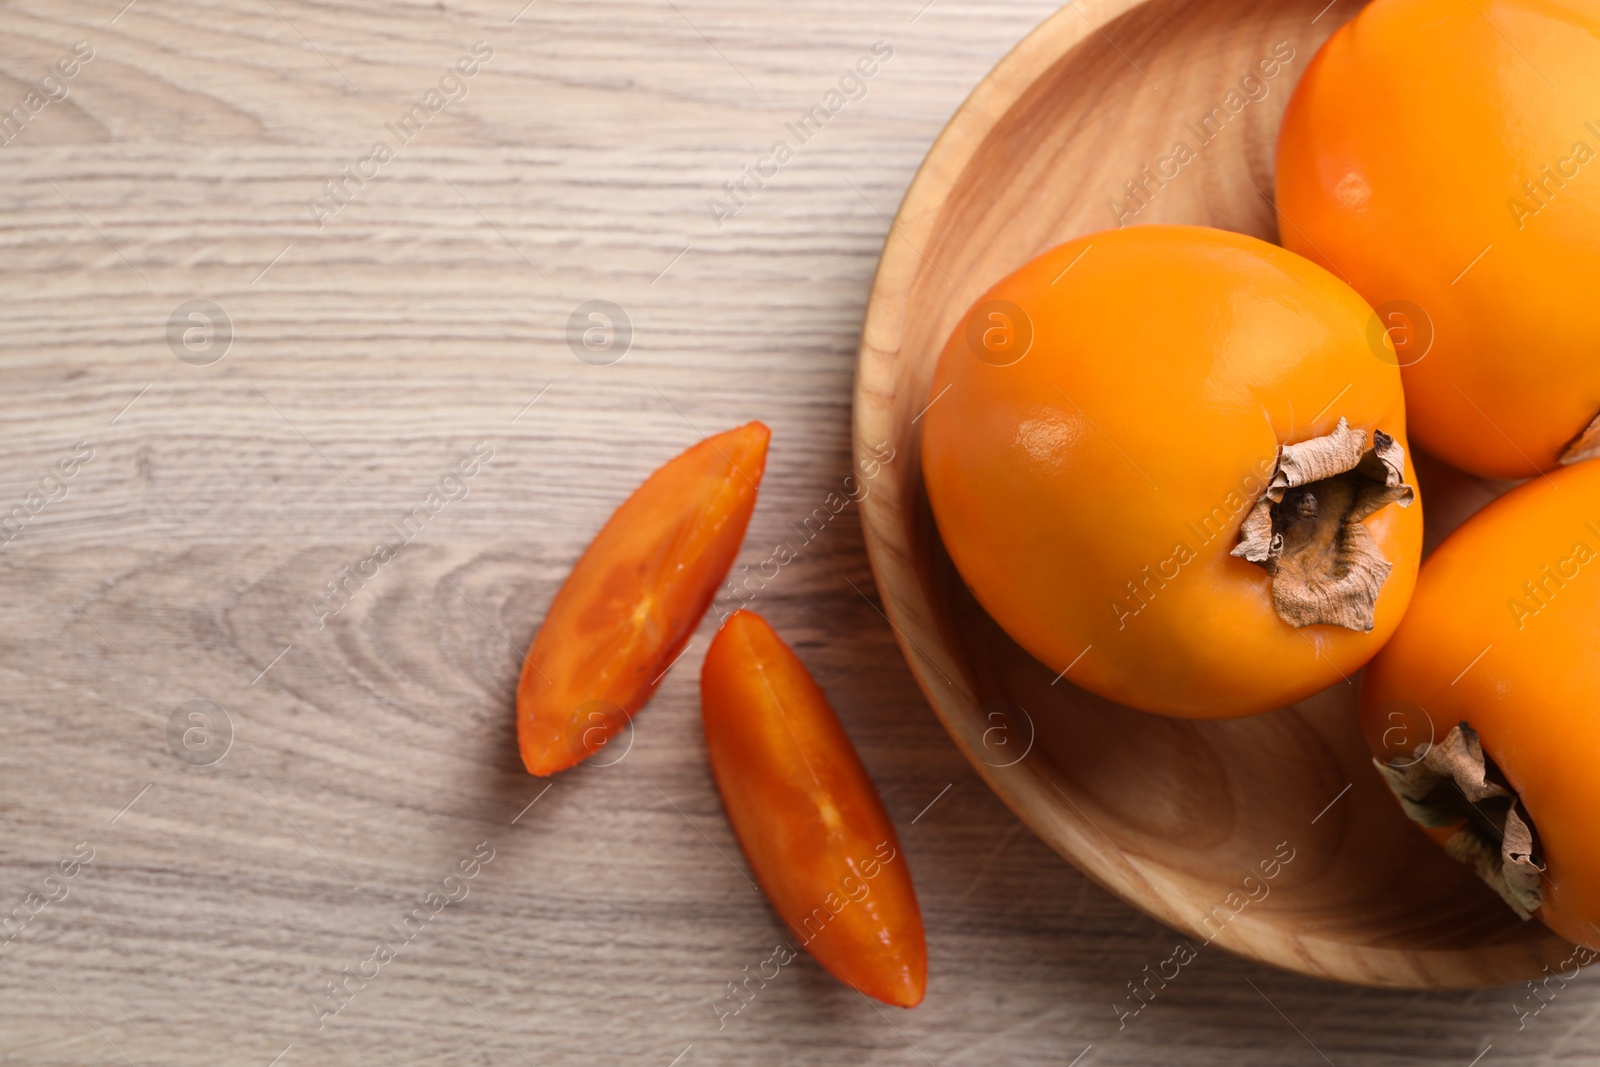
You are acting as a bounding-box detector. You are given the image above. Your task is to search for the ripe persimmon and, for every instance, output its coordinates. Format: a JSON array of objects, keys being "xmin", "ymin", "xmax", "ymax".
[
  {"xmin": 702, "ymin": 611, "xmax": 926, "ymax": 1007},
  {"xmin": 1361, "ymin": 459, "xmax": 1600, "ymax": 946},
  {"xmin": 920, "ymin": 224, "xmax": 1422, "ymax": 718},
  {"xmin": 517, "ymin": 422, "xmax": 769, "ymax": 775},
  {"xmin": 1276, "ymin": 0, "xmax": 1600, "ymax": 478}
]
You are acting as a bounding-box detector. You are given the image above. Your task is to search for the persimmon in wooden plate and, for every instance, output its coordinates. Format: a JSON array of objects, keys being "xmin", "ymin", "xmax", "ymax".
[{"xmin": 851, "ymin": 0, "xmax": 1572, "ymax": 986}]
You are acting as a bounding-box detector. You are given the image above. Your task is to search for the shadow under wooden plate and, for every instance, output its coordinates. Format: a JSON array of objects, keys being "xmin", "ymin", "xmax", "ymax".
[{"xmin": 852, "ymin": 0, "xmax": 1572, "ymax": 986}]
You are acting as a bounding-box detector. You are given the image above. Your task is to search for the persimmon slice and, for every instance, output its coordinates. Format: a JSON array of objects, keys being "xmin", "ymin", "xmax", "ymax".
[
  {"xmin": 701, "ymin": 610, "xmax": 927, "ymax": 1008},
  {"xmin": 516, "ymin": 422, "xmax": 769, "ymax": 776}
]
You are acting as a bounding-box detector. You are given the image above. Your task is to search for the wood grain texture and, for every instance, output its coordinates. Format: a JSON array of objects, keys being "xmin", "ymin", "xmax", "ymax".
[{"xmin": 0, "ymin": 0, "xmax": 1595, "ymax": 1064}]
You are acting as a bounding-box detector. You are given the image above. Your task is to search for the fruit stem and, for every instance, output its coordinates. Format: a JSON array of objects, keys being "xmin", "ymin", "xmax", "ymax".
[
  {"xmin": 1232, "ymin": 417, "xmax": 1414, "ymax": 630},
  {"xmin": 1374, "ymin": 722, "xmax": 1544, "ymax": 920},
  {"xmin": 1560, "ymin": 409, "xmax": 1600, "ymax": 465}
]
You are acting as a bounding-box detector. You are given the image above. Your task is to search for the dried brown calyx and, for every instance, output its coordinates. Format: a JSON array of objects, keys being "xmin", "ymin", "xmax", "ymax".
[
  {"xmin": 1231, "ymin": 417, "xmax": 1414, "ymax": 630},
  {"xmin": 1560, "ymin": 410, "xmax": 1600, "ymax": 465},
  {"xmin": 1373, "ymin": 723, "xmax": 1544, "ymax": 919}
]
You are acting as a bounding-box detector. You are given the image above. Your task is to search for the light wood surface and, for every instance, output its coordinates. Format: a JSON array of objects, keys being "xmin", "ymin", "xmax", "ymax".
[
  {"xmin": 853, "ymin": 0, "xmax": 1575, "ymax": 991},
  {"xmin": 1, "ymin": 1, "xmax": 1594, "ymax": 1064}
]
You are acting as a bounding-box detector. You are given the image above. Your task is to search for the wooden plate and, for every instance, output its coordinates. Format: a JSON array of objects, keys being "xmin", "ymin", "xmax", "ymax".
[{"xmin": 852, "ymin": 0, "xmax": 1572, "ymax": 987}]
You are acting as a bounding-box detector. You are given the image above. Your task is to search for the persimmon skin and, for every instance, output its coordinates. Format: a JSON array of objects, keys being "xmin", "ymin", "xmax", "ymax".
[
  {"xmin": 516, "ymin": 422, "xmax": 769, "ymax": 776},
  {"xmin": 701, "ymin": 611, "xmax": 927, "ymax": 1008},
  {"xmin": 1276, "ymin": 0, "xmax": 1600, "ymax": 478},
  {"xmin": 1361, "ymin": 460, "xmax": 1600, "ymax": 949},
  {"xmin": 921, "ymin": 225, "xmax": 1422, "ymax": 719}
]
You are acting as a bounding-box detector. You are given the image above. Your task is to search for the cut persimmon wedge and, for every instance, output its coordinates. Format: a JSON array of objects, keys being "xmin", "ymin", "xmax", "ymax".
[
  {"xmin": 516, "ymin": 421, "xmax": 769, "ymax": 776},
  {"xmin": 701, "ymin": 610, "xmax": 927, "ymax": 1008}
]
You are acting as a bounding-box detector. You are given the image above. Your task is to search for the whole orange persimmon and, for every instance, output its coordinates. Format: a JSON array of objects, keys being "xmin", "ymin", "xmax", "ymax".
[
  {"xmin": 921, "ymin": 225, "xmax": 1422, "ymax": 718},
  {"xmin": 1276, "ymin": 0, "xmax": 1600, "ymax": 478},
  {"xmin": 1361, "ymin": 460, "xmax": 1600, "ymax": 947}
]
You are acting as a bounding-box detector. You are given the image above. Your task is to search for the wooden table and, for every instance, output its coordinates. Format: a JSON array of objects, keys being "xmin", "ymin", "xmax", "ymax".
[{"xmin": 0, "ymin": 1, "xmax": 1589, "ymax": 1063}]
